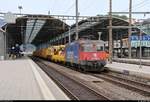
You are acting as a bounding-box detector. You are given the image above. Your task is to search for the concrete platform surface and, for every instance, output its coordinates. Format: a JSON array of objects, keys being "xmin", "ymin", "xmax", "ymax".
[
  {"xmin": 113, "ymin": 58, "xmax": 150, "ymax": 62},
  {"xmin": 113, "ymin": 58, "xmax": 150, "ymax": 66},
  {"xmin": 0, "ymin": 58, "xmax": 69, "ymax": 100},
  {"xmin": 106, "ymin": 62, "xmax": 150, "ymax": 80}
]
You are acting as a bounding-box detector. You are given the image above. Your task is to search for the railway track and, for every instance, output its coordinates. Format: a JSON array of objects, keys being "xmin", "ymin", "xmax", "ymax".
[
  {"xmin": 32, "ymin": 57, "xmax": 110, "ymax": 100},
  {"xmin": 92, "ymin": 72, "xmax": 150, "ymax": 97},
  {"xmin": 32, "ymin": 57, "xmax": 150, "ymax": 100}
]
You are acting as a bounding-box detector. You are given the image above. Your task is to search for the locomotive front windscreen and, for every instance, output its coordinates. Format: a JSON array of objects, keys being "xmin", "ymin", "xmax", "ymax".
[{"xmin": 81, "ymin": 43, "xmax": 104, "ymax": 52}]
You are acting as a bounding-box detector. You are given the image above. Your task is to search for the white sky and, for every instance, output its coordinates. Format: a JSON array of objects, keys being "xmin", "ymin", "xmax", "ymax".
[{"xmin": 0, "ymin": 0, "xmax": 150, "ymax": 25}]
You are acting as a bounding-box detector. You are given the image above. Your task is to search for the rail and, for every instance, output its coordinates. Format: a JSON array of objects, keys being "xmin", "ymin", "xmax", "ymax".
[{"xmin": 32, "ymin": 57, "xmax": 110, "ymax": 100}]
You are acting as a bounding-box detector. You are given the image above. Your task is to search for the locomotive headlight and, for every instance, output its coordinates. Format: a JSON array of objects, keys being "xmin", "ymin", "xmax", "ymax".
[
  {"xmin": 92, "ymin": 53, "xmax": 98, "ymax": 60},
  {"xmin": 93, "ymin": 53, "xmax": 97, "ymax": 58}
]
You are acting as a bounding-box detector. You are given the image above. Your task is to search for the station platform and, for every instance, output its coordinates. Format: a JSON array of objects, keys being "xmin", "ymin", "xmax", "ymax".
[
  {"xmin": 106, "ymin": 61, "xmax": 150, "ymax": 80},
  {"xmin": 0, "ymin": 57, "xmax": 69, "ymax": 100},
  {"xmin": 113, "ymin": 58, "xmax": 150, "ymax": 66}
]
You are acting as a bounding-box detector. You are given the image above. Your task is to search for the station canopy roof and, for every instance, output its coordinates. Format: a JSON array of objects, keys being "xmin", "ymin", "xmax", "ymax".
[
  {"xmin": 3, "ymin": 15, "xmax": 69, "ymax": 46},
  {"xmin": 69, "ymin": 16, "xmax": 139, "ymax": 41},
  {"xmin": 0, "ymin": 19, "xmax": 6, "ymax": 28},
  {"xmin": 3, "ymin": 15, "xmax": 140, "ymax": 47},
  {"xmin": 52, "ymin": 16, "xmax": 140, "ymax": 44}
]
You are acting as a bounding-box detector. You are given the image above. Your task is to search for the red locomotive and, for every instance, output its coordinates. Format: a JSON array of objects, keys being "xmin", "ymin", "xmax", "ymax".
[{"xmin": 65, "ymin": 39, "xmax": 109, "ymax": 72}]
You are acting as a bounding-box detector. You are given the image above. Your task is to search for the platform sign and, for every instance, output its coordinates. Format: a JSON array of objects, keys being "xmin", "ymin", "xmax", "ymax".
[
  {"xmin": 131, "ymin": 41, "xmax": 150, "ymax": 47},
  {"xmin": 130, "ymin": 35, "xmax": 150, "ymax": 41},
  {"xmin": 4, "ymin": 12, "xmax": 17, "ymax": 23},
  {"xmin": 131, "ymin": 35, "xmax": 150, "ymax": 47}
]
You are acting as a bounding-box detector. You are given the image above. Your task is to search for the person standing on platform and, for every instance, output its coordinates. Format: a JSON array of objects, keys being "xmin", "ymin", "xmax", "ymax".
[
  {"xmin": 14, "ymin": 44, "xmax": 21, "ymax": 58},
  {"xmin": 10, "ymin": 46, "xmax": 15, "ymax": 59}
]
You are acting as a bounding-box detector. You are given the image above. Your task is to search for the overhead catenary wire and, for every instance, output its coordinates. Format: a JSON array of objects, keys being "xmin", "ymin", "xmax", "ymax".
[
  {"xmin": 132, "ymin": 1, "xmax": 150, "ymax": 11},
  {"xmin": 63, "ymin": 1, "xmax": 75, "ymax": 14},
  {"xmin": 132, "ymin": 0, "xmax": 148, "ymax": 8},
  {"xmin": 81, "ymin": 0, "xmax": 95, "ymax": 13},
  {"xmin": 121, "ymin": 0, "xmax": 149, "ymax": 12},
  {"xmin": 50, "ymin": 0, "xmax": 68, "ymax": 14}
]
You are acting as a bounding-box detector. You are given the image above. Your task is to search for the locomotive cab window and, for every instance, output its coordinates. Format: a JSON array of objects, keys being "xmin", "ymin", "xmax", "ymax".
[
  {"xmin": 81, "ymin": 44, "xmax": 94, "ymax": 52},
  {"xmin": 81, "ymin": 43, "xmax": 105, "ymax": 52},
  {"xmin": 97, "ymin": 46, "xmax": 104, "ymax": 51}
]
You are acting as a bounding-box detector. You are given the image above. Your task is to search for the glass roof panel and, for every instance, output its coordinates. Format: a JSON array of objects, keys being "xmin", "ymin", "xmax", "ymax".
[
  {"xmin": 25, "ymin": 20, "xmax": 36, "ymax": 43},
  {"xmin": 28, "ymin": 20, "xmax": 46, "ymax": 43}
]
